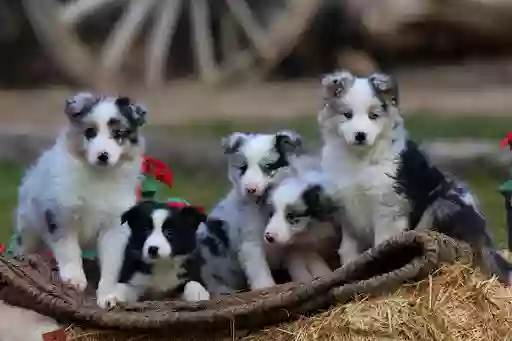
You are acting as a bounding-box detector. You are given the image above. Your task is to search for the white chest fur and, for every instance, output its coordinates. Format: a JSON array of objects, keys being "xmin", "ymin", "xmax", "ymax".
[
  {"xmin": 130, "ymin": 258, "xmax": 187, "ymax": 293},
  {"xmin": 322, "ymin": 144, "xmax": 400, "ymax": 235},
  {"xmin": 61, "ymin": 156, "xmax": 138, "ymax": 244}
]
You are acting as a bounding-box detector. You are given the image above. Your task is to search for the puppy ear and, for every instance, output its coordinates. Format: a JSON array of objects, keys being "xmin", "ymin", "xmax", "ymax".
[
  {"xmin": 121, "ymin": 205, "xmax": 138, "ymax": 226},
  {"xmin": 65, "ymin": 92, "xmax": 99, "ymax": 121},
  {"xmin": 179, "ymin": 206, "xmax": 207, "ymax": 230},
  {"xmin": 221, "ymin": 132, "xmax": 247, "ymax": 154},
  {"xmin": 275, "ymin": 130, "xmax": 303, "ymax": 155},
  {"xmin": 368, "ymin": 72, "xmax": 399, "ymax": 106},
  {"xmin": 115, "ymin": 96, "xmax": 147, "ymax": 128},
  {"xmin": 321, "ymin": 70, "xmax": 354, "ymax": 100},
  {"xmin": 302, "ymin": 184, "xmax": 335, "ymax": 219}
]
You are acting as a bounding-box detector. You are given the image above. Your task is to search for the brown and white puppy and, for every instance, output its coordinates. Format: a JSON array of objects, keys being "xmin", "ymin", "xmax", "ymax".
[{"xmin": 13, "ymin": 92, "xmax": 147, "ymax": 302}]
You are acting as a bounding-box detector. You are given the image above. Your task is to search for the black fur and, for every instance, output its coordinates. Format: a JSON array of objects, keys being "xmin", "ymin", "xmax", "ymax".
[
  {"xmin": 393, "ymin": 139, "xmax": 512, "ymax": 283},
  {"xmin": 205, "ymin": 218, "xmax": 230, "ymax": 248},
  {"xmin": 200, "ymin": 219, "xmax": 230, "ymax": 257},
  {"xmin": 393, "ymin": 140, "xmax": 448, "ymax": 230},
  {"xmin": 118, "ymin": 200, "xmax": 207, "ymax": 291},
  {"xmin": 301, "ymin": 184, "xmax": 336, "ymax": 221},
  {"xmin": 268, "ymin": 133, "xmax": 302, "ymax": 174},
  {"xmin": 114, "ymin": 96, "xmax": 147, "ymax": 144},
  {"xmin": 44, "ymin": 209, "xmax": 58, "ymax": 234}
]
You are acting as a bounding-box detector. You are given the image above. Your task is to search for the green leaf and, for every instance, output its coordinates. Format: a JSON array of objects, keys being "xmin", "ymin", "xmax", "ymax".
[{"xmin": 499, "ymin": 180, "xmax": 512, "ymax": 193}]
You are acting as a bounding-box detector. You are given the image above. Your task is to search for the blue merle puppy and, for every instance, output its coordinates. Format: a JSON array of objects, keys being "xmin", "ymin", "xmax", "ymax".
[
  {"xmin": 97, "ymin": 200, "xmax": 210, "ymax": 308},
  {"xmin": 394, "ymin": 139, "xmax": 512, "ymax": 285},
  {"xmin": 196, "ymin": 131, "xmax": 309, "ymax": 295}
]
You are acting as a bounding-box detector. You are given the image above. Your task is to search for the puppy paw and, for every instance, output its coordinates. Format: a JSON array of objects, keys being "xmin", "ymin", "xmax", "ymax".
[
  {"xmin": 182, "ymin": 281, "xmax": 211, "ymax": 302},
  {"xmin": 59, "ymin": 265, "xmax": 88, "ymax": 291},
  {"xmin": 97, "ymin": 292, "xmax": 126, "ymax": 309}
]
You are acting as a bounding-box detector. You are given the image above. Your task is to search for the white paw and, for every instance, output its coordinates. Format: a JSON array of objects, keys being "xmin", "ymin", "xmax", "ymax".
[
  {"xmin": 182, "ymin": 281, "xmax": 211, "ymax": 302},
  {"xmin": 97, "ymin": 292, "xmax": 127, "ymax": 309},
  {"xmin": 250, "ymin": 278, "xmax": 276, "ymax": 291},
  {"xmin": 59, "ymin": 264, "xmax": 87, "ymax": 291}
]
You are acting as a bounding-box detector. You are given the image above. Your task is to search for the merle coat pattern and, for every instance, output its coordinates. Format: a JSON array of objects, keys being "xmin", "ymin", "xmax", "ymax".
[
  {"xmin": 197, "ymin": 131, "xmax": 309, "ymax": 295},
  {"xmin": 394, "ymin": 140, "xmax": 512, "ymax": 285}
]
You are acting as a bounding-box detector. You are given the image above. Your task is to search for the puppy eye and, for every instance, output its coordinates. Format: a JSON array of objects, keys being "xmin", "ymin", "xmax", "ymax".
[
  {"xmin": 238, "ymin": 163, "xmax": 248, "ymax": 173},
  {"xmin": 262, "ymin": 163, "xmax": 277, "ymax": 175},
  {"xmin": 368, "ymin": 112, "xmax": 379, "ymax": 120},
  {"xmin": 343, "ymin": 111, "xmax": 353, "ymax": 119},
  {"xmin": 84, "ymin": 127, "xmax": 97, "ymax": 140},
  {"xmin": 286, "ymin": 213, "xmax": 301, "ymax": 225},
  {"xmin": 113, "ymin": 130, "xmax": 125, "ymax": 141}
]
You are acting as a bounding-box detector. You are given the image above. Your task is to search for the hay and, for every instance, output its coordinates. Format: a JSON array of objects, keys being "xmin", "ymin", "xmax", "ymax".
[{"xmin": 66, "ymin": 263, "xmax": 512, "ymax": 341}]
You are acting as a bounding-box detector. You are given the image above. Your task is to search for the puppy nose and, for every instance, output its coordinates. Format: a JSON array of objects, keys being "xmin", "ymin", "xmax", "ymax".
[
  {"xmin": 97, "ymin": 152, "xmax": 109, "ymax": 164},
  {"xmin": 354, "ymin": 132, "xmax": 367, "ymax": 143},
  {"xmin": 246, "ymin": 187, "xmax": 257, "ymax": 195},
  {"xmin": 264, "ymin": 232, "xmax": 275, "ymax": 243},
  {"xmin": 147, "ymin": 246, "xmax": 159, "ymax": 258}
]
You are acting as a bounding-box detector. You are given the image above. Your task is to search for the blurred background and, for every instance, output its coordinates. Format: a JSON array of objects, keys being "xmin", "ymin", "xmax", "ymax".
[{"xmin": 0, "ymin": 0, "xmax": 511, "ymax": 246}]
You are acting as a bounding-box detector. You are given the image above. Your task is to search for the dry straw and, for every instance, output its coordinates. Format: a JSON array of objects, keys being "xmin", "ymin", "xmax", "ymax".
[{"xmin": 66, "ymin": 262, "xmax": 512, "ymax": 341}]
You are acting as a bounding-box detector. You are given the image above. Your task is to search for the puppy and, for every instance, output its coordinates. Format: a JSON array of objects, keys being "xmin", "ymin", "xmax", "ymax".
[
  {"xmin": 97, "ymin": 200, "xmax": 210, "ymax": 308},
  {"xmin": 14, "ymin": 93, "xmax": 146, "ymax": 299},
  {"xmin": 196, "ymin": 131, "xmax": 305, "ymax": 295},
  {"xmin": 394, "ymin": 139, "xmax": 512, "ymax": 285},
  {"xmin": 263, "ymin": 170, "xmax": 341, "ymax": 282},
  {"xmin": 318, "ymin": 70, "xmax": 410, "ymax": 265}
]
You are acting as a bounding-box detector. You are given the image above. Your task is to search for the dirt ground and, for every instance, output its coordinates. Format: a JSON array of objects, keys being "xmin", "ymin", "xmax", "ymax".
[{"xmin": 0, "ymin": 61, "xmax": 511, "ymax": 128}]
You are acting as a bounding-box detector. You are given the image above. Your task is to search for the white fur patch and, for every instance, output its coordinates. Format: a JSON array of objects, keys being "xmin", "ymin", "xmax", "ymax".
[
  {"xmin": 181, "ymin": 281, "xmax": 210, "ymax": 302},
  {"xmin": 238, "ymin": 134, "xmax": 280, "ymax": 196},
  {"xmin": 83, "ymin": 100, "xmax": 124, "ymax": 167},
  {"xmin": 143, "ymin": 209, "xmax": 172, "ymax": 262}
]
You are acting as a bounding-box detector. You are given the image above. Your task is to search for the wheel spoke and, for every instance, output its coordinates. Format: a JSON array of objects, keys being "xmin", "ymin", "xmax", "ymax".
[
  {"xmin": 225, "ymin": 0, "xmax": 276, "ymax": 59},
  {"xmin": 100, "ymin": 0, "xmax": 156, "ymax": 73},
  {"xmin": 59, "ymin": 0, "xmax": 127, "ymax": 26},
  {"xmin": 145, "ymin": 0, "xmax": 182, "ymax": 86},
  {"xmin": 190, "ymin": 0, "xmax": 219, "ymax": 84}
]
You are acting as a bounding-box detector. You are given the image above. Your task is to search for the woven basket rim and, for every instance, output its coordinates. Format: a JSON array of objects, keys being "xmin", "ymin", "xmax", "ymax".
[{"xmin": 0, "ymin": 230, "xmax": 473, "ymax": 334}]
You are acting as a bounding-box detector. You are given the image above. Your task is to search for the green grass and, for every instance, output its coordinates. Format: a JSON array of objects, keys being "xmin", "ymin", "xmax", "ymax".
[{"xmin": 162, "ymin": 113, "xmax": 512, "ymax": 143}]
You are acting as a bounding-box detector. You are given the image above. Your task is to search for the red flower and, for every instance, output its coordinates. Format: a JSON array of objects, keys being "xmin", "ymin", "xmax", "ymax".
[
  {"xmin": 141, "ymin": 155, "xmax": 173, "ymax": 187},
  {"xmin": 167, "ymin": 201, "xmax": 205, "ymax": 213},
  {"xmin": 500, "ymin": 132, "xmax": 512, "ymax": 150}
]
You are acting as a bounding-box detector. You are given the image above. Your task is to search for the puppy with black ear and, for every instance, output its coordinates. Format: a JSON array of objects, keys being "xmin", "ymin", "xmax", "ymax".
[
  {"xmin": 263, "ymin": 171, "xmax": 341, "ymax": 282},
  {"xmin": 97, "ymin": 201, "xmax": 210, "ymax": 308},
  {"xmin": 14, "ymin": 92, "xmax": 147, "ymax": 299},
  {"xmin": 197, "ymin": 130, "xmax": 310, "ymax": 295}
]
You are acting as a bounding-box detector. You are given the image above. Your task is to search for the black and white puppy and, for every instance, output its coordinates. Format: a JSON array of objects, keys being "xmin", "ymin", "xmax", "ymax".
[
  {"xmin": 197, "ymin": 131, "xmax": 307, "ymax": 295},
  {"xmin": 394, "ymin": 140, "xmax": 512, "ymax": 285},
  {"xmin": 97, "ymin": 201, "xmax": 210, "ymax": 308},
  {"xmin": 263, "ymin": 170, "xmax": 341, "ymax": 282}
]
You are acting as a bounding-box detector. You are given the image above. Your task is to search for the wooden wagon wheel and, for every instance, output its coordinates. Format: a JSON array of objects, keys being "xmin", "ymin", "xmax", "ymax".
[{"xmin": 22, "ymin": 0, "xmax": 321, "ymax": 88}]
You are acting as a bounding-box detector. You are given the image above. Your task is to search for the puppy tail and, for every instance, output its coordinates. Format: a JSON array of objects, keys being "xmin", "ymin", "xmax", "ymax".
[
  {"xmin": 479, "ymin": 236, "xmax": 512, "ymax": 285},
  {"xmin": 415, "ymin": 202, "xmax": 512, "ymax": 286}
]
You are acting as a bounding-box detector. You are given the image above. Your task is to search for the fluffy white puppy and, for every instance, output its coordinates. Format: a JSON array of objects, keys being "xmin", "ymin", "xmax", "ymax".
[
  {"xmin": 13, "ymin": 93, "xmax": 146, "ymax": 299},
  {"xmin": 318, "ymin": 70, "xmax": 409, "ymax": 265}
]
